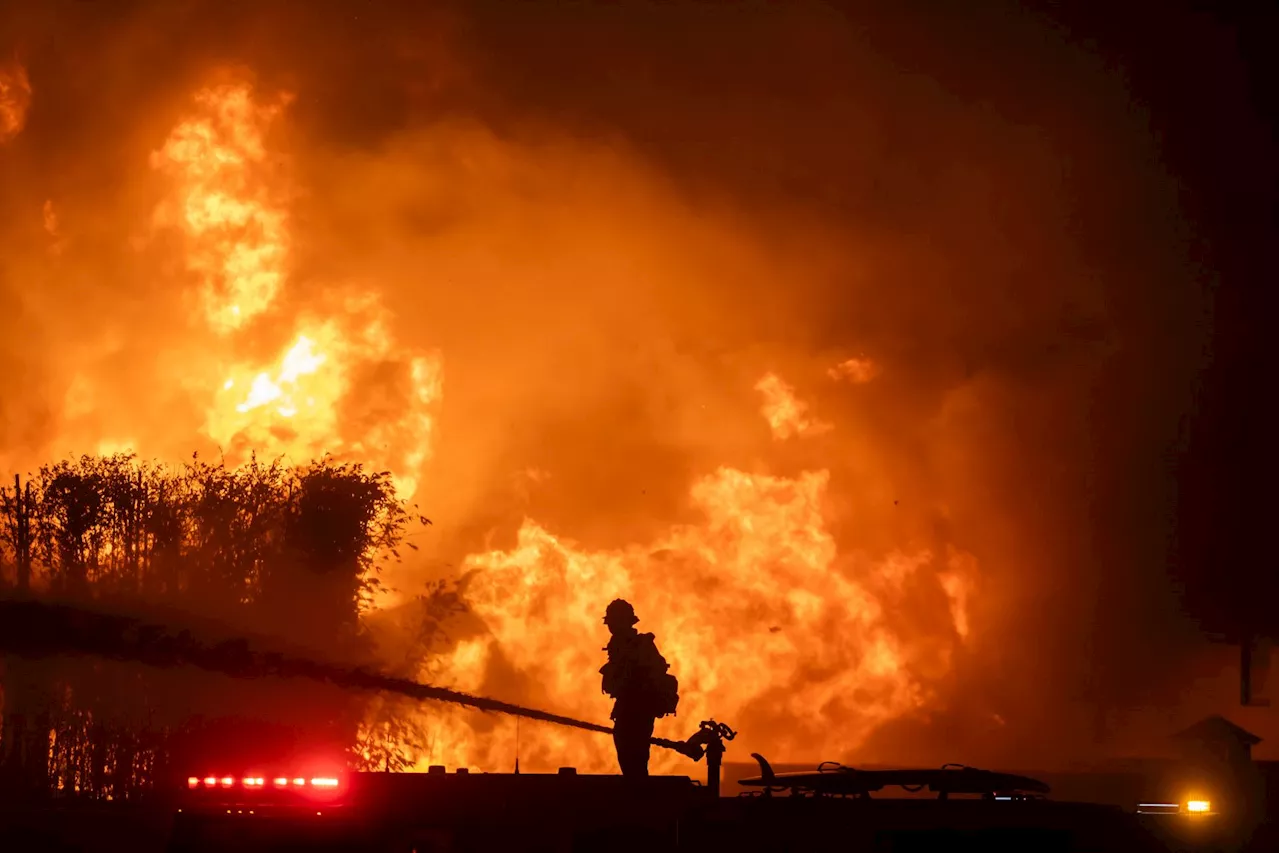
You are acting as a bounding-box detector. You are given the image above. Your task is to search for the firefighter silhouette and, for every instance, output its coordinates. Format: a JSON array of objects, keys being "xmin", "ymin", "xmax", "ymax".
[{"xmin": 599, "ymin": 599, "xmax": 679, "ymax": 776}]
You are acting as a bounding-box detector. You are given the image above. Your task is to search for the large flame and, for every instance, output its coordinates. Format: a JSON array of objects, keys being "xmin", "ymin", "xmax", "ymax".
[
  {"xmin": 148, "ymin": 82, "xmax": 442, "ymax": 500},
  {"xmin": 34, "ymin": 77, "xmax": 980, "ymax": 772},
  {"xmin": 412, "ymin": 412, "xmax": 975, "ymax": 772},
  {"xmin": 204, "ymin": 298, "xmax": 443, "ymax": 497},
  {"xmin": 150, "ymin": 83, "xmax": 292, "ymax": 332}
]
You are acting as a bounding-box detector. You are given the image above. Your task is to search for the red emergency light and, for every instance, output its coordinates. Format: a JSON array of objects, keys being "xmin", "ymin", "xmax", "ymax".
[{"xmin": 186, "ymin": 774, "xmax": 344, "ymax": 792}]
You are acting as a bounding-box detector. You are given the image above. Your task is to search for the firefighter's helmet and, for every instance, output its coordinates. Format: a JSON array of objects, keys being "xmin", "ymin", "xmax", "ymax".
[{"xmin": 604, "ymin": 598, "xmax": 639, "ymax": 626}]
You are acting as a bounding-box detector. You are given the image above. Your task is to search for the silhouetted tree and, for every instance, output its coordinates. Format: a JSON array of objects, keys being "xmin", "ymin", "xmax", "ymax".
[{"xmin": 0, "ymin": 452, "xmax": 420, "ymax": 802}]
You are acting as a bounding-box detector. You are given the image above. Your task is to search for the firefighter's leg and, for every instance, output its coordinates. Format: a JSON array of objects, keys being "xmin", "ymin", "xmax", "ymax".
[
  {"xmin": 612, "ymin": 726, "xmax": 636, "ymax": 776},
  {"xmin": 614, "ymin": 716, "xmax": 655, "ymax": 776}
]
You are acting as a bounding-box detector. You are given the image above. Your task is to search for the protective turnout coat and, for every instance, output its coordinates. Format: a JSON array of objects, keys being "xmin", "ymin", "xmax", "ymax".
[{"xmin": 599, "ymin": 631, "xmax": 679, "ymax": 720}]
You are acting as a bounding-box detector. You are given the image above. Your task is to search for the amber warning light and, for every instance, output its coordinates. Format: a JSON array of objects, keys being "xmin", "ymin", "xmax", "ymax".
[{"xmin": 1137, "ymin": 798, "xmax": 1217, "ymax": 817}]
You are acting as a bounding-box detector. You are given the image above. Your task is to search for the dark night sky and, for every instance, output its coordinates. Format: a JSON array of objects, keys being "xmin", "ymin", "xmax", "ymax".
[
  {"xmin": 1055, "ymin": 0, "xmax": 1275, "ymax": 640},
  {"xmin": 910, "ymin": 0, "xmax": 1277, "ymax": 712},
  {"xmin": 1159, "ymin": 0, "xmax": 1275, "ymax": 638}
]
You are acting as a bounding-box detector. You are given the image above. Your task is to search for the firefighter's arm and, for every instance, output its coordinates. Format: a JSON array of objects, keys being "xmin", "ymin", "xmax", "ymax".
[{"xmin": 600, "ymin": 661, "xmax": 618, "ymax": 696}]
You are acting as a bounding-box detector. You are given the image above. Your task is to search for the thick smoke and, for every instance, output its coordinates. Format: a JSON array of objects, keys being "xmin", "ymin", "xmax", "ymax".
[{"xmin": 0, "ymin": 0, "xmax": 1259, "ymax": 768}]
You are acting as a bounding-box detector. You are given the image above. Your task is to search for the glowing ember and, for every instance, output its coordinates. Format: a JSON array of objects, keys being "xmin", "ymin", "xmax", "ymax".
[
  {"xmin": 828, "ymin": 357, "xmax": 878, "ymax": 384},
  {"xmin": 150, "ymin": 83, "xmax": 292, "ymax": 332},
  {"xmin": 0, "ymin": 60, "xmax": 30, "ymax": 143},
  {"xmin": 755, "ymin": 372, "xmax": 831, "ymax": 440}
]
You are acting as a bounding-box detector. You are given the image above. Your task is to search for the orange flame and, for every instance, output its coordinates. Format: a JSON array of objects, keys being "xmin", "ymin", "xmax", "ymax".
[
  {"xmin": 148, "ymin": 82, "xmax": 442, "ymax": 501},
  {"xmin": 205, "ymin": 300, "xmax": 443, "ymax": 497},
  {"xmin": 939, "ymin": 549, "xmax": 975, "ymax": 640},
  {"xmin": 828, "ymin": 357, "xmax": 878, "ymax": 384},
  {"xmin": 151, "ymin": 83, "xmax": 292, "ymax": 332},
  {"xmin": 412, "ymin": 458, "xmax": 976, "ymax": 772},
  {"xmin": 755, "ymin": 372, "xmax": 831, "ymax": 440},
  {"xmin": 0, "ymin": 60, "xmax": 30, "ymax": 143}
]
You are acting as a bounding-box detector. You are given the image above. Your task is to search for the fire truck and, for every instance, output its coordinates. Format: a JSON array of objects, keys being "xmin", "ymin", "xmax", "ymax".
[{"xmin": 167, "ymin": 724, "xmax": 1229, "ymax": 852}]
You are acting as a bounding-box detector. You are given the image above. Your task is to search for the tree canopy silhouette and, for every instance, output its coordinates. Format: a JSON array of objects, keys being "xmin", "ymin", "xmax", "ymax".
[{"xmin": 0, "ymin": 452, "xmax": 423, "ymax": 802}]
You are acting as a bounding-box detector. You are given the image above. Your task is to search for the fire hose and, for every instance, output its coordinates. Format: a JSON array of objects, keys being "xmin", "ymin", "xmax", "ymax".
[{"xmin": 0, "ymin": 597, "xmax": 734, "ymax": 787}]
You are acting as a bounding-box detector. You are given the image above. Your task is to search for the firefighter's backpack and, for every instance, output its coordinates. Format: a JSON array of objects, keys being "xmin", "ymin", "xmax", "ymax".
[{"xmin": 654, "ymin": 670, "xmax": 679, "ymax": 718}]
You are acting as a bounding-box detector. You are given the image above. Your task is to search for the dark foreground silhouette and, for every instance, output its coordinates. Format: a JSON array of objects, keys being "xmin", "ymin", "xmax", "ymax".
[
  {"xmin": 599, "ymin": 599, "xmax": 679, "ymax": 776},
  {"xmin": 1, "ymin": 596, "xmax": 1270, "ymax": 852}
]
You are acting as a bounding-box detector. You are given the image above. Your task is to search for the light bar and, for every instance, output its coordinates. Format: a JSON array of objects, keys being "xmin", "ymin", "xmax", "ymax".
[
  {"xmin": 1137, "ymin": 802, "xmax": 1180, "ymax": 815},
  {"xmin": 188, "ymin": 773, "xmax": 343, "ymax": 790},
  {"xmin": 1185, "ymin": 800, "xmax": 1211, "ymax": 814}
]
